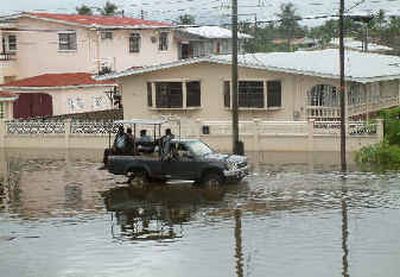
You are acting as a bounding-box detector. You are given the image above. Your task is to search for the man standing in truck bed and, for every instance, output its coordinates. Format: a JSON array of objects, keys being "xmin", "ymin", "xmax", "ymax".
[{"xmin": 159, "ymin": 128, "xmax": 175, "ymax": 160}]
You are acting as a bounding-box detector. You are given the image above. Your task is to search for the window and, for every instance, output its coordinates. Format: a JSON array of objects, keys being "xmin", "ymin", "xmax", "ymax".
[
  {"xmin": 186, "ymin": 81, "xmax": 201, "ymax": 107},
  {"xmin": 159, "ymin": 32, "xmax": 169, "ymax": 51},
  {"xmin": 68, "ymin": 97, "xmax": 85, "ymax": 112},
  {"xmin": 239, "ymin": 81, "xmax": 264, "ymax": 108},
  {"xmin": 308, "ymin": 84, "xmax": 338, "ymax": 107},
  {"xmin": 7, "ymin": 35, "xmax": 17, "ymax": 51},
  {"xmin": 215, "ymin": 41, "xmax": 221, "ymax": 54},
  {"xmin": 92, "ymin": 96, "xmax": 106, "ymax": 109},
  {"xmin": 129, "ymin": 33, "xmax": 141, "ymax": 53},
  {"xmin": 147, "ymin": 82, "xmax": 153, "ymax": 107},
  {"xmin": 101, "ymin": 31, "xmax": 113, "ymax": 40},
  {"xmin": 224, "ymin": 81, "xmax": 230, "ymax": 108},
  {"xmin": 0, "ymin": 102, "xmax": 4, "ymax": 119},
  {"xmin": 224, "ymin": 81, "xmax": 264, "ymax": 108},
  {"xmin": 155, "ymin": 82, "xmax": 183, "ymax": 108},
  {"xmin": 149, "ymin": 81, "xmax": 201, "ymax": 109},
  {"xmin": 58, "ymin": 32, "xmax": 77, "ymax": 51},
  {"xmin": 267, "ymin": 80, "xmax": 282, "ymax": 108}
]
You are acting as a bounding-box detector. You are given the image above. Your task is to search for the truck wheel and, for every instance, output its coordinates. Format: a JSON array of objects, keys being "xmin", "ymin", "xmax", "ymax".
[
  {"xmin": 201, "ymin": 172, "xmax": 223, "ymax": 189},
  {"xmin": 127, "ymin": 169, "xmax": 149, "ymax": 188}
]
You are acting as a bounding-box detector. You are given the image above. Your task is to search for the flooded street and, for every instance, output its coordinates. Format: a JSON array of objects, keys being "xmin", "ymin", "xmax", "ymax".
[{"xmin": 0, "ymin": 149, "xmax": 399, "ymax": 277}]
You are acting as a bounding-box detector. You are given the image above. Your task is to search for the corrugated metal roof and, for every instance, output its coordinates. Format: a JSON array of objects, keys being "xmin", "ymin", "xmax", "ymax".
[
  {"xmin": 181, "ymin": 26, "xmax": 252, "ymax": 39},
  {"xmin": 97, "ymin": 49, "xmax": 400, "ymax": 83}
]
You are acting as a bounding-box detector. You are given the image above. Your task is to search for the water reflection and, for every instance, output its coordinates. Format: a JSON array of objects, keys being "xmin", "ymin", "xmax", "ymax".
[
  {"xmin": 341, "ymin": 179, "xmax": 350, "ymax": 277},
  {"xmin": 102, "ymin": 185, "xmax": 226, "ymax": 242},
  {"xmin": 234, "ymin": 209, "xmax": 244, "ymax": 277}
]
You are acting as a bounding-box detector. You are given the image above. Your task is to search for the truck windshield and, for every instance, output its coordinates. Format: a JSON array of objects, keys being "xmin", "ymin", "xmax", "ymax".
[{"xmin": 186, "ymin": 141, "xmax": 214, "ymax": 156}]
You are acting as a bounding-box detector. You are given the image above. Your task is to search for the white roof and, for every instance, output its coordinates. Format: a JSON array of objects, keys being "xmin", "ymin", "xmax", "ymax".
[
  {"xmin": 181, "ymin": 26, "xmax": 252, "ymax": 39},
  {"xmin": 97, "ymin": 49, "xmax": 400, "ymax": 83},
  {"xmin": 330, "ymin": 37, "xmax": 393, "ymax": 52},
  {"xmin": 114, "ymin": 118, "xmax": 168, "ymax": 125}
]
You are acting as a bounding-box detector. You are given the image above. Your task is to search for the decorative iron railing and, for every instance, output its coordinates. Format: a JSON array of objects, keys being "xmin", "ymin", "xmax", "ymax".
[
  {"xmin": 70, "ymin": 120, "xmax": 118, "ymax": 134},
  {"xmin": 0, "ymin": 52, "xmax": 16, "ymax": 61},
  {"xmin": 313, "ymin": 121, "xmax": 377, "ymax": 135},
  {"xmin": 4, "ymin": 119, "xmax": 380, "ymax": 138},
  {"xmin": 6, "ymin": 120, "xmax": 65, "ymax": 134}
]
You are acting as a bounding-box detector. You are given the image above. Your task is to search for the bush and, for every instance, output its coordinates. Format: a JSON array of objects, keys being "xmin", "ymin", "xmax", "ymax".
[
  {"xmin": 378, "ymin": 107, "xmax": 400, "ymax": 146},
  {"xmin": 356, "ymin": 141, "xmax": 400, "ymax": 170}
]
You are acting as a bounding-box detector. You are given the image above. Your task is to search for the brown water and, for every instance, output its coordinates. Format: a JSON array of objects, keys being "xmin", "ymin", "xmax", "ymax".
[{"xmin": 0, "ymin": 149, "xmax": 399, "ymax": 277}]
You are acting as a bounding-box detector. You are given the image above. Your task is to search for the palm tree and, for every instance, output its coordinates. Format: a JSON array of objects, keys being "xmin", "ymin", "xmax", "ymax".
[
  {"xmin": 76, "ymin": 5, "xmax": 93, "ymax": 16},
  {"xmin": 178, "ymin": 14, "xmax": 195, "ymax": 25},
  {"xmin": 276, "ymin": 3, "xmax": 302, "ymax": 51},
  {"xmin": 100, "ymin": 1, "xmax": 119, "ymax": 16}
]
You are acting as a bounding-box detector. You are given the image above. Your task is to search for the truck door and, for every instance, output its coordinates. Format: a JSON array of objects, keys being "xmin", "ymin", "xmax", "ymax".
[{"xmin": 161, "ymin": 142, "xmax": 199, "ymax": 180}]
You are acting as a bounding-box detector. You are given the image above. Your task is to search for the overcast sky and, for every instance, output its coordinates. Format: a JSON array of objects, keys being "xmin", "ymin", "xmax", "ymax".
[{"xmin": 0, "ymin": 0, "xmax": 399, "ymax": 25}]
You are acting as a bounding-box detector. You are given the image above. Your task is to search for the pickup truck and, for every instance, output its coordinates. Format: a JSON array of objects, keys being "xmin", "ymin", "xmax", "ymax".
[{"xmin": 106, "ymin": 139, "xmax": 248, "ymax": 187}]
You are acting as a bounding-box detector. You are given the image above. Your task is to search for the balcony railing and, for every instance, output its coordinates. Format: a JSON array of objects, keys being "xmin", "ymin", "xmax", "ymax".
[
  {"xmin": 307, "ymin": 95, "xmax": 400, "ymax": 120},
  {"xmin": 0, "ymin": 52, "xmax": 16, "ymax": 61}
]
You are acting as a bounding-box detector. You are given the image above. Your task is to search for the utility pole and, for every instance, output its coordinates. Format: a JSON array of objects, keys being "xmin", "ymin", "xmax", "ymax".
[
  {"xmin": 339, "ymin": 0, "xmax": 347, "ymax": 171},
  {"xmin": 232, "ymin": 0, "xmax": 240, "ymax": 154}
]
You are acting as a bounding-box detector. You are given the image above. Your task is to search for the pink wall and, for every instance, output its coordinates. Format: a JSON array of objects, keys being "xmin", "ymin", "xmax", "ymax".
[{"xmin": 12, "ymin": 17, "xmax": 179, "ymax": 79}]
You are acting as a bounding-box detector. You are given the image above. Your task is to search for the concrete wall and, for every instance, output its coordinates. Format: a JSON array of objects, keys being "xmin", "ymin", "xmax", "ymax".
[{"xmin": 0, "ymin": 119, "xmax": 383, "ymax": 152}]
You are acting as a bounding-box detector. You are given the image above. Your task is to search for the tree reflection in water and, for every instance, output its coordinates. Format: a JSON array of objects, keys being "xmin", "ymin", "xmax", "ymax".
[{"xmin": 102, "ymin": 185, "xmax": 226, "ymax": 242}]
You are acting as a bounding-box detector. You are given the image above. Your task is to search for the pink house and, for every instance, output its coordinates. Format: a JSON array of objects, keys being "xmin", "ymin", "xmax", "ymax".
[
  {"xmin": 0, "ymin": 12, "xmax": 179, "ymax": 82},
  {"xmin": 0, "ymin": 12, "xmax": 250, "ymax": 118}
]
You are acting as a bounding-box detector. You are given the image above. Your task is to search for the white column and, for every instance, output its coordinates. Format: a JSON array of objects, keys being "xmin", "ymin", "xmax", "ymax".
[
  {"xmin": 307, "ymin": 119, "xmax": 314, "ymax": 152},
  {"xmin": 0, "ymin": 119, "xmax": 5, "ymax": 148},
  {"xmin": 182, "ymin": 81, "xmax": 187, "ymax": 108},
  {"xmin": 151, "ymin": 83, "xmax": 156, "ymax": 108}
]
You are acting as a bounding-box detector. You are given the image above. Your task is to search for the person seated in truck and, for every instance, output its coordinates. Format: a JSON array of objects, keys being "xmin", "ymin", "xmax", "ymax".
[
  {"xmin": 136, "ymin": 129, "xmax": 154, "ymax": 154},
  {"xmin": 113, "ymin": 126, "xmax": 128, "ymax": 155},
  {"xmin": 125, "ymin": 127, "xmax": 136, "ymax": 154}
]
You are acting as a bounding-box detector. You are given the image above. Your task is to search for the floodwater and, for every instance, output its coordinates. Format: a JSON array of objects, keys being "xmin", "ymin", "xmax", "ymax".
[{"xmin": 0, "ymin": 149, "xmax": 399, "ymax": 277}]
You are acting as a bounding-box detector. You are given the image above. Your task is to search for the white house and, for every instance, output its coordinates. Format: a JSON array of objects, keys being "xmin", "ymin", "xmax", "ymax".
[{"xmin": 97, "ymin": 49, "xmax": 400, "ymax": 122}]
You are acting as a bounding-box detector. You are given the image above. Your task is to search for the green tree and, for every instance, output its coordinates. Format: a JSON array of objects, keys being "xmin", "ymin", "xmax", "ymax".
[
  {"xmin": 76, "ymin": 5, "xmax": 93, "ymax": 15},
  {"xmin": 178, "ymin": 14, "xmax": 195, "ymax": 25},
  {"xmin": 100, "ymin": 1, "xmax": 119, "ymax": 16},
  {"xmin": 276, "ymin": 3, "xmax": 302, "ymax": 51}
]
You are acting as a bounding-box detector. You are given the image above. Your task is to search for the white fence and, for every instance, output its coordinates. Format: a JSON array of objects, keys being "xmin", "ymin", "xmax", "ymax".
[{"xmin": 0, "ymin": 118, "xmax": 383, "ymax": 152}]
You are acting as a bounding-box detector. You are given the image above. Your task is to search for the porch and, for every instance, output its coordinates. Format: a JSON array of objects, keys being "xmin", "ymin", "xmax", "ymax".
[{"xmin": 306, "ymin": 81, "xmax": 400, "ymax": 120}]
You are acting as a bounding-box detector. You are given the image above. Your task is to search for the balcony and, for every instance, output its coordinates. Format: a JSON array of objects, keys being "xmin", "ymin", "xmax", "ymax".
[
  {"xmin": 0, "ymin": 52, "xmax": 17, "ymax": 82},
  {"xmin": 0, "ymin": 52, "xmax": 16, "ymax": 61},
  {"xmin": 307, "ymin": 94, "xmax": 400, "ymax": 120}
]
